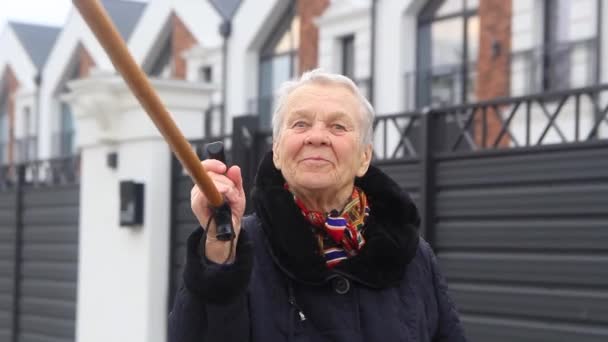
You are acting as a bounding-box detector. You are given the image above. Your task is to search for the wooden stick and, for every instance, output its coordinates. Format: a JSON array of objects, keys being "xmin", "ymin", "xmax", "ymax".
[{"xmin": 72, "ymin": 0, "xmax": 223, "ymax": 207}]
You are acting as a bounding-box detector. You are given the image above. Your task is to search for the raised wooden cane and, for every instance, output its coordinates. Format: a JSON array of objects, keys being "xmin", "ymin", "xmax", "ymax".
[{"xmin": 73, "ymin": 0, "xmax": 234, "ymax": 240}]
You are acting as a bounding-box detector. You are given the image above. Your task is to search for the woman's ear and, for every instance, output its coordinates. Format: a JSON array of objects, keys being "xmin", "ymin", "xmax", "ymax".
[
  {"xmin": 356, "ymin": 144, "xmax": 373, "ymax": 177},
  {"xmin": 272, "ymin": 143, "xmax": 282, "ymax": 170}
]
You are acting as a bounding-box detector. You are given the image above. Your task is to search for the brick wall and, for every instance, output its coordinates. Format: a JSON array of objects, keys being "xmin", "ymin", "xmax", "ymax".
[
  {"xmin": 1, "ymin": 67, "xmax": 19, "ymax": 165},
  {"xmin": 475, "ymin": 0, "xmax": 512, "ymax": 147},
  {"xmin": 297, "ymin": 0, "xmax": 329, "ymax": 74},
  {"xmin": 172, "ymin": 13, "xmax": 198, "ymax": 79},
  {"xmin": 78, "ymin": 43, "xmax": 96, "ymax": 78}
]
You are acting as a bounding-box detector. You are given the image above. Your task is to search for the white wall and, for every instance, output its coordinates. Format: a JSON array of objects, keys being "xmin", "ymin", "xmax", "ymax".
[
  {"xmin": 375, "ymin": 0, "xmax": 426, "ymax": 114},
  {"xmin": 317, "ymin": 0, "xmax": 371, "ymax": 96}
]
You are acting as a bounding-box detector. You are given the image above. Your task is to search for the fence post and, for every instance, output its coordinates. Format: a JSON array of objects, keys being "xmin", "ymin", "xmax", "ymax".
[
  {"xmin": 231, "ymin": 115, "xmax": 260, "ymax": 212},
  {"xmin": 419, "ymin": 110, "xmax": 437, "ymax": 249},
  {"xmin": 11, "ymin": 165, "xmax": 25, "ymax": 342}
]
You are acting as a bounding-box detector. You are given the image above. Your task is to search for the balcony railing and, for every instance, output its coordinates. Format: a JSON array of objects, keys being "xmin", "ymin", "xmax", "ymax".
[
  {"xmin": 0, "ymin": 155, "xmax": 80, "ymax": 190},
  {"xmin": 432, "ymin": 83, "xmax": 608, "ymax": 153},
  {"xmin": 511, "ymin": 38, "xmax": 598, "ymax": 96},
  {"xmin": 369, "ymin": 83, "xmax": 608, "ymax": 160},
  {"xmin": 14, "ymin": 136, "xmax": 38, "ymax": 163}
]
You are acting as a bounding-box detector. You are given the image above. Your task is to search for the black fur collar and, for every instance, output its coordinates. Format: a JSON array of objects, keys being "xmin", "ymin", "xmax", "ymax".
[{"xmin": 251, "ymin": 152, "xmax": 420, "ymax": 288}]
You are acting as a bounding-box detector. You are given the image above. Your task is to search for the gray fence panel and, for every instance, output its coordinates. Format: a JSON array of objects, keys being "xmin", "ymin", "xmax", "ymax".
[
  {"xmin": 16, "ymin": 184, "xmax": 79, "ymax": 342},
  {"xmin": 0, "ymin": 191, "xmax": 16, "ymax": 341},
  {"xmin": 169, "ymin": 166, "xmax": 200, "ymax": 308},
  {"xmin": 434, "ymin": 144, "xmax": 608, "ymax": 342},
  {"xmin": 375, "ymin": 160, "xmax": 422, "ymax": 210},
  {"xmin": 462, "ymin": 315, "xmax": 608, "ymax": 342}
]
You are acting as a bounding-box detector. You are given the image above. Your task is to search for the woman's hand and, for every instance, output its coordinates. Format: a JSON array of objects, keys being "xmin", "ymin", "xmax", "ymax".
[{"xmin": 191, "ymin": 159, "xmax": 246, "ymax": 263}]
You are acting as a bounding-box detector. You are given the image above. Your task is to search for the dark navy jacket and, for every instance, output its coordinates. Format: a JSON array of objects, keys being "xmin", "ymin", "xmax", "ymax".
[{"xmin": 169, "ymin": 152, "xmax": 467, "ymax": 342}]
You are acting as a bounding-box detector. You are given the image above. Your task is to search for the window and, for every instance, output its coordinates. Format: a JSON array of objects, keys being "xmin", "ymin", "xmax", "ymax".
[
  {"xmin": 58, "ymin": 102, "xmax": 75, "ymax": 156},
  {"xmin": 415, "ymin": 0, "xmax": 478, "ymax": 108},
  {"xmin": 54, "ymin": 57, "xmax": 79, "ymax": 157},
  {"xmin": 200, "ymin": 66, "xmax": 213, "ymax": 83},
  {"xmin": 257, "ymin": 2, "xmax": 299, "ymax": 128},
  {"xmin": 340, "ymin": 35, "xmax": 355, "ymax": 80},
  {"xmin": 543, "ymin": 0, "xmax": 598, "ymax": 91},
  {"xmin": 18, "ymin": 106, "xmax": 36, "ymax": 162}
]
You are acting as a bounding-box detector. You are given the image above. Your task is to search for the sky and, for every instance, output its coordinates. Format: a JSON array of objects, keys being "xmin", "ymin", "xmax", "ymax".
[{"xmin": 0, "ymin": 1, "xmax": 72, "ymax": 30}]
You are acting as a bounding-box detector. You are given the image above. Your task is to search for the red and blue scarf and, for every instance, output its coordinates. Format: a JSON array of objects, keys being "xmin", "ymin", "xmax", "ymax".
[{"xmin": 286, "ymin": 184, "xmax": 370, "ymax": 268}]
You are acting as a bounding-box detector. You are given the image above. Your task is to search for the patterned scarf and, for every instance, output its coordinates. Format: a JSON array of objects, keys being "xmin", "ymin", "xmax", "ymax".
[{"xmin": 285, "ymin": 184, "xmax": 370, "ymax": 268}]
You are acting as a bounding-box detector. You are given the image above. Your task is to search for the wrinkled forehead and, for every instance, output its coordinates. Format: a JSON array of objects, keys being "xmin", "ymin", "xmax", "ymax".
[{"xmin": 282, "ymin": 83, "xmax": 363, "ymax": 124}]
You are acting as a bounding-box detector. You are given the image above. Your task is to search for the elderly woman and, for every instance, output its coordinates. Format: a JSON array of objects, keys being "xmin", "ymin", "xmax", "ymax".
[{"xmin": 169, "ymin": 70, "xmax": 467, "ymax": 341}]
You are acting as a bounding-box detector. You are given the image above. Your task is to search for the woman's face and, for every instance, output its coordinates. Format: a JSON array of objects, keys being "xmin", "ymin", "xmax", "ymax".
[{"xmin": 272, "ymin": 83, "xmax": 372, "ymax": 194}]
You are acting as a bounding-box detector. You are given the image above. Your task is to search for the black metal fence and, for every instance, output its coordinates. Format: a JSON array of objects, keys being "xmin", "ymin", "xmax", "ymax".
[
  {"xmin": 169, "ymin": 84, "xmax": 608, "ymax": 341},
  {"xmin": 0, "ymin": 157, "xmax": 80, "ymax": 342}
]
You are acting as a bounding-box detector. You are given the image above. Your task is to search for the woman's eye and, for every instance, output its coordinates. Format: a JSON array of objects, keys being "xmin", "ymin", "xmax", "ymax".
[
  {"xmin": 292, "ymin": 121, "xmax": 308, "ymax": 128},
  {"xmin": 332, "ymin": 123, "xmax": 347, "ymax": 131}
]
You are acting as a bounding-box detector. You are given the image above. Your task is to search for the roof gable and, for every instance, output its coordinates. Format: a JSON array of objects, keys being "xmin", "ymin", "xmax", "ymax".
[
  {"xmin": 9, "ymin": 22, "xmax": 60, "ymax": 69},
  {"xmin": 102, "ymin": 0, "xmax": 147, "ymax": 41}
]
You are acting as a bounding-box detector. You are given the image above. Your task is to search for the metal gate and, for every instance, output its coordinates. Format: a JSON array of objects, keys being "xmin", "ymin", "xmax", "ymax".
[{"xmin": 168, "ymin": 84, "xmax": 608, "ymax": 341}]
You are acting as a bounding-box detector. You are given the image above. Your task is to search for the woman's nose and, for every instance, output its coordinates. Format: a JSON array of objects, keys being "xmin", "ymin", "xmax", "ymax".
[{"xmin": 304, "ymin": 125, "xmax": 330, "ymax": 146}]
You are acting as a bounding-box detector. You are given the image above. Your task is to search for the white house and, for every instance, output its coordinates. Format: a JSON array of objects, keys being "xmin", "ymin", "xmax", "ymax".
[{"xmin": 0, "ymin": 22, "xmax": 59, "ymax": 164}]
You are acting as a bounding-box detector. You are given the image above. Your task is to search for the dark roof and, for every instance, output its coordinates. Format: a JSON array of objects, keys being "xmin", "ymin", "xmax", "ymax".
[
  {"xmin": 9, "ymin": 22, "xmax": 60, "ymax": 69},
  {"xmin": 102, "ymin": 0, "xmax": 147, "ymax": 41}
]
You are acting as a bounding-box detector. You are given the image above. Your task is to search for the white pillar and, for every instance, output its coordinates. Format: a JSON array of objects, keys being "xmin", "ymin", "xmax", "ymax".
[{"xmin": 65, "ymin": 72, "xmax": 213, "ymax": 342}]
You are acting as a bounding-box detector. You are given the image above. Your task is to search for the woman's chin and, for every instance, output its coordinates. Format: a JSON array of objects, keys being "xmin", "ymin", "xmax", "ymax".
[{"xmin": 292, "ymin": 173, "xmax": 338, "ymax": 191}]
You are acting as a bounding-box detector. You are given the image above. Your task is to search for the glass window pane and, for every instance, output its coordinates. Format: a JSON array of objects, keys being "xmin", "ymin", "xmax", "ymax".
[
  {"xmin": 1, "ymin": 109, "xmax": 8, "ymax": 164},
  {"xmin": 466, "ymin": 0, "xmax": 478, "ymax": 10},
  {"xmin": 274, "ymin": 16, "xmax": 300, "ymax": 54},
  {"xmin": 341, "ymin": 35, "xmax": 355, "ymax": 79},
  {"xmin": 436, "ymin": 0, "xmax": 463, "ymax": 17},
  {"xmin": 61, "ymin": 103, "xmax": 74, "ymax": 131},
  {"xmin": 467, "ymin": 16, "xmax": 479, "ymax": 63},
  {"xmin": 431, "ymin": 17, "xmax": 464, "ymax": 67},
  {"xmin": 546, "ymin": 0, "xmax": 571, "ymax": 43},
  {"xmin": 258, "ymin": 55, "xmax": 293, "ymax": 127},
  {"xmin": 259, "ymin": 59, "xmax": 274, "ymax": 97},
  {"xmin": 429, "ymin": 66, "xmax": 462, "ymax": 106},
  {"xmin": 0, "ymin": 98, "xmax": 8, "ymax": 146}
]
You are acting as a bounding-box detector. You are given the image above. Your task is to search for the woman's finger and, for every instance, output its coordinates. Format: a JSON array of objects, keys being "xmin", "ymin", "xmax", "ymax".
[
  {"xmin": 200, "ymin": 159, "xmax": 227, "ymax": 174},
  {"xmin": 226, "ymin": 165, "xmax": 243, "ymax": 193}
]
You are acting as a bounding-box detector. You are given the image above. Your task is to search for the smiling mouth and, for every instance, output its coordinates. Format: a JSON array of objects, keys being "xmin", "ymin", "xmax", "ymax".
[{"xmin": 300, "ymin": 157, "xmax": 331, "ymax": 165}]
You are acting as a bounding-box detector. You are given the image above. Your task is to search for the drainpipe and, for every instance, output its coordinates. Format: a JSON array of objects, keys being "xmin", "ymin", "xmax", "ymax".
[{"xmin": 369, "ymin": 0, "xmax": 378, "ymax": 106}]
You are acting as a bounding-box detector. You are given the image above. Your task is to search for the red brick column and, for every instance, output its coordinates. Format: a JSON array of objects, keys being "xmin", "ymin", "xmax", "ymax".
[
  {"xmin": 78, "ymin": 43, "xmax": 97, "ymax": 78},
  {"xmin": 2, "ymin": 67, "xmax": 19, "ymax": 165},
  {"xmin": 297, "ymin": 0, "xmax": 329, "ymax": 74},
  {"xmin": 172, "ymin": 13, "xmax": 198, "ymax": 80},
  {"xmin": 475, "ymin": 0, "xmax": 512, "ymax": 148}
]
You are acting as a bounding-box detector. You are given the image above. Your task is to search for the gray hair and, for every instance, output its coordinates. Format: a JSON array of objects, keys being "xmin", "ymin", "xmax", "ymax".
[{"xmin": 271, "ymin": 69, "xmax": 375, "ymax": 145}]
